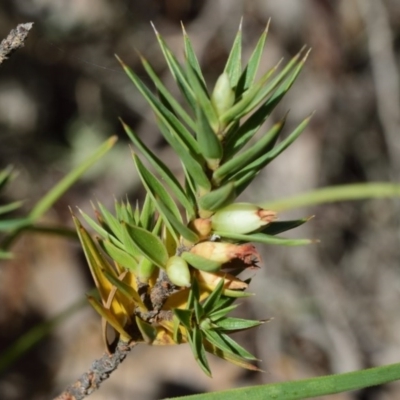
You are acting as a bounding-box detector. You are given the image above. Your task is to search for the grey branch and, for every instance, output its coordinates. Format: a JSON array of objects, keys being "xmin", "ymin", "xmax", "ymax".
[
  {"xmin": 0, "ymin": 22, "xmax": 34, "ymax": 65},
  {"xmin": 53, "ymin": 340, "xmax": 136, "ymax": 400}
]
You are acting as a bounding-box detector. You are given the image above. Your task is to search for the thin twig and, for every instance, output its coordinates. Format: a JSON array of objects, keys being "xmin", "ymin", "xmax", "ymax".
[
  {"xmin": 0, "ymin": 22, "xmax": 34, "ymax": 65},
  {"xmin": 53, "ymin": 340, "xmax": 136, "ymax": 400}
]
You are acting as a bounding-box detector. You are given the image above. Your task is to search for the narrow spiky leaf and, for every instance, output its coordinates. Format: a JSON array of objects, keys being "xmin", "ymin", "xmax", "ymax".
[
  {"xmin": 186, "ymin": 63, "xmax": 219, "ymax": 132},
  {"xmin": 158, "ymin": 120, "xmax": 211, "ymax": 193},
  {"xmin": 132, "ymin": 153, "xmax": 198, "ymax": 243},
  {"xmin": 209, "ymin": 304, "xmax": 238, "ymax": 321},
  {"xmin": 224, "ymin": 21, "xmax": 242, "ymax": 88},
  {"xmin": 214, "ymin": 230, "xmax": 314, "ymax": 246},
  {"xmin": 182, "ymin": 23, "xmax": 205, "ymax": 85},
  {"xmin": 235, "ymin": 20, "xmax": 270, "ymax": 96},
  {"xmin": 122, "ymin": 121, "xmax": 196, "ymax": 219},
  {"xmin": 151, "ymin": 24, "xmax": 197, "ymax": 109},
  {"xmin": 174, "ymin": 309, "xmax": 193, "ymax": 331},
  {"xmin": 231, "ymin": 113, "xmax": 313, "ymax": 190},
  {"xmin": 190, "ymin": 328, "xmax": 211, "ymax": 376},
  {"xmin": 140, "ymin": 56, "xmax": 196, "ymax": 131},
  {"xmin": 202, "ymin": 279, "xmax": 225, "ymax": 315},
  {"xmin": 117, "ymin": 57, "xmax": 200, "ymax": 154},
  {"xmin": 261, "ymin": 217, "xmax": 312, "ymax": 236},
  {"xmin": 196, "ymin": 106, "xmax": 223, "ymax": 164},
  {"xmin": 214, "ymin": 117, "xmax": 286, "ymax": 183}
]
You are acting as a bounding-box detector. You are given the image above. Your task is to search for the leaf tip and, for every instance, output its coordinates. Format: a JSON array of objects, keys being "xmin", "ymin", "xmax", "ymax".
[
  {"xmin": 264, "ymin": 18, "xmax": 271, "ymax": 34},
  {"xmin": 150, "ymin": 21, "xmax": 159, "ymax": 35},
  {"xmin": 239, "ymin": 16, "xmax": 243, "ymax": 31}
]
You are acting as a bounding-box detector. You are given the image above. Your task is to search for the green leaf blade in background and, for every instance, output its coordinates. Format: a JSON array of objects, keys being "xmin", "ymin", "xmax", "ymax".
[
  {"xmin": 29, "ymin": 136, "xmax": 117, "ymax": 221},
  {"xmin": 262, "ymin": 183, "xmax": 400, "ymax": 211},
  {"xmin": 166, "ymin": 362, "xmax": 400, "ymax": 400}
]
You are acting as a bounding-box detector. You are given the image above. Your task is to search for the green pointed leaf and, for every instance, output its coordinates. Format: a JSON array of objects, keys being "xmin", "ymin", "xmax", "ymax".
[
  {"xmin": 150, "ymin": 25, "xmax": 197, "ymax": 110},
  {"xmin": 29, "ymin": 136, "xmax": 117, "ymax": 221},
  {"xmin": 197, "ymin": 182, "xmax": 236, "ymax": 212},
  {"xmin": 181, "ymin": 251, "xmax": 222, "ymax": 272},
  {"xmin": 203, "ymin": 329, "xmax": 238, "ymax": 356},
  {"xmin": 189, "ymin": 328, "xmax": 211, "ymax": 377},
  {"xmin": 173, "ymin": 315, "xmax": 183, "ymax": 344},
  {"xmin": 158, "ymin": 120, "xmax": 211, "ymax": 193},
  {"xmin": 230, "ymin": 113, "xmax": 313, "ymax": 187},
  {"xmin": 203, "ymin": 340, "xmax": 260, "ymax": 372},
  {"xmin": 97, "ymin": 202, "xmax": 124, "ymax": 242},
  {"xmin": 196, "ymin": 106, "xmax": 223, "ymax": 162},
  {"xmin": 174, "ymin": 308, "xmax": 193, "ymax": 331},
  {"xmin": 261, "ymin": 217, "xmax": 312, "ymax": 236},
  {"xmin": 219, "ymin": 79, "xmax": 265, "ymax": 127},
  {"xmin": 194, "ymin": 296, "xmax": 205, "ymax": 324},
  {"xmin": 79, "ymin": 208, "xmax": 123, "ymax": 249},
  {"xmin": 215, "ymin": 317, "xmax": 262, "ymax": 331},
  {"xmin": 224, "ymin": 22, "xmax": 242, "ymax": 88},
  {"xmin": 123, "ymin": 222, "xmax": 168, "ymax": 269},
  {"xmin": 188, "ymin": 277, "xmax": 201, "ymax": 309},
  {"xmin": 122, "ymin": 121, "xmax": 196, "ymax": 219},
  {"xmin": 182, "ymin": 23, "xmax": 205, "ymax": 85},
  {"xmin": 140, "ymin": 193, "xmax": 156, "ymax": 229},
  {"xmin": 133, "ymin": 153, "xmax": 199, "ymax": 243},
  {"xmin": 213, "ymin": 295, "xmax": 237, "ymax": 311},
  {"xmin": 186, "ymin": 63, "xmax": 219, "ymax": 132},
  {"xmin": 117, "ymin": 57, "xmax": 200, "ymax": 154},
  {"xmin": 219, "ymin": 332, "xmax": 258, "ymax": 360},
  {"xmin": 214, "ymin": 231, "xmax": 314, "ymax": 246},
  {"xmin": 235, "ymin": 21, "xmax": 269, "ymax": 96},
  {"xmin": 100, "ymin": 239, "xmax": 139, "ymax": 272},
  {"xmin": 214, "ymin": 118, "xmax": 286, "ymax": 183},
  {"xmin": 220, "ymin": 48, "xmax": 306, "ymax": 126},
  {"xmin": 209, "ymin": 304, "xmax": 238, "ymax": 321},
  {"xmin": 223, "ymin": 88, "xmax": 283, "ymax": 160},
  {"xmin": 202, "ymin": 279, "xmax": 225, "ymax": 315},
  {"xmin": 140, "ymin": 56, "xmax": 196, "ymax": 131},
  {"xmin": 248, "ymin": 48, "xmax": 310, "ymax": 116},
  {"xmin": 241, "ymin": 48, "xmax": 309, "ymax": 118}
]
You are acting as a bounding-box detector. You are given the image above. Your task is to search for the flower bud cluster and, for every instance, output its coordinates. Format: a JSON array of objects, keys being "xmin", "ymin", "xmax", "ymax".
[{"xmin": 167, "ymin": 202, "xmax": 275, "ymax": 287}]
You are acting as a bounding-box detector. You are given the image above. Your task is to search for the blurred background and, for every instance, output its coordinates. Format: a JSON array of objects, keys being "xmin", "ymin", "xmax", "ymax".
[{"xmin": 1, "ymin": 0, "xmax": 400, "ymax": 399}]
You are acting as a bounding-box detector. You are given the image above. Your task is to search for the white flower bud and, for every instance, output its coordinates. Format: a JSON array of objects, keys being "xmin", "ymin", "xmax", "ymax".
[
  {"xmin": 211, "ymin": 203, "xmax": 277, "ymax": 234},
  {"xmin": 166, "ymin": 256, "xmax": 191, "ymax": 287}
]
